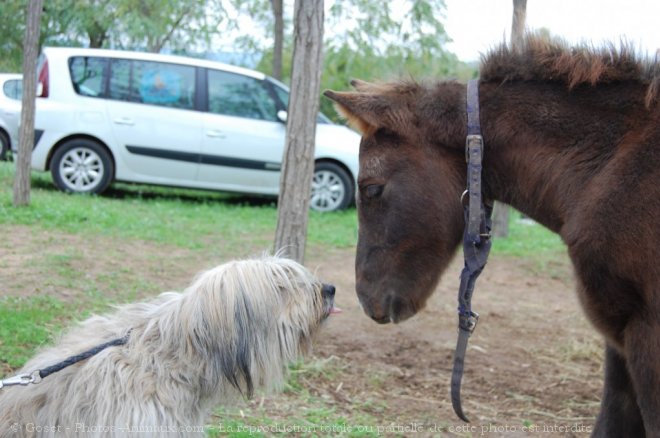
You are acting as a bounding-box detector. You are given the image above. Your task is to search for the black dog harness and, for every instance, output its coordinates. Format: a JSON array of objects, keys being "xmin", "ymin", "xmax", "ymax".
[{"xmin": 450, "ymin": 78, "xmax": 493, "ymax": 422}]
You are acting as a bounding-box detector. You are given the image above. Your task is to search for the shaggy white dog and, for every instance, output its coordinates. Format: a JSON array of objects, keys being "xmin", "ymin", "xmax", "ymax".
[{"xmin": 0, "ymin": 256, "xmax": 337, "ymax": 437}]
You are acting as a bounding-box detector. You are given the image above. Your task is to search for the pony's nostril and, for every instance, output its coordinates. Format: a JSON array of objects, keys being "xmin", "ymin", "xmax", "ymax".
[{"xmin": 322, "ymin": 283, "xmax": 336, "ymax": 297}]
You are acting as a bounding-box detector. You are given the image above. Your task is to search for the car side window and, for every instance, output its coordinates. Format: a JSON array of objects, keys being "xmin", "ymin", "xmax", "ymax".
[
  {"xmin": 2, "ymin": 79, "xmax": 22, "ymax": 100},
  {"xmin": 108, "ymin": 59, "xmax": 132, "ymax": 102},
  {"xmin": 207, "ymin": 70, "xmax": 277, "ymax": 122},
  {"xmin": 133, "ymin": 61, "xmax": 195, "ymax": 110},
  {"xmin": 68, "ymin": 57, "xmax": 108, "ymax": 97},
  {"xmin": 109, "ymin": 59, "xmax": 195, "ymax": 110}
]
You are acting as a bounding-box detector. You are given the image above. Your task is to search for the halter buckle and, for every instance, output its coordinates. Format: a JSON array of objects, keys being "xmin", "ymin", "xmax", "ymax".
[
  {"xmin": 458, "ymin": 311, "xmax": 480, "ymax": 335},
  {"xmin": 465, "ymin": 135, "xmax": 484, "ymax": 163}
]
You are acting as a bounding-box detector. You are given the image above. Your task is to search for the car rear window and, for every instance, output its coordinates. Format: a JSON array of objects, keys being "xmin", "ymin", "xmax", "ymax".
[{"xmin": 69, "ymin": 57, "xmax": 108, "ymax": 97}]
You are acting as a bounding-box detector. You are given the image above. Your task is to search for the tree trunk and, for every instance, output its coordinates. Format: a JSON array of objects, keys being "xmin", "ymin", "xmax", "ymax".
[
  {"xmin": 271, "ymin": 0, "xmax": 284, "ymax": 81},
  {"xmin": 13, "ymin": 0, "xmax": 43, "ymax": 207},
  {"xmin": 511, "ymin": 0, "xmax": 527, "ymax": 53},
  {"xmin": 273, "ymin": 0, "xmax": 324, "ymax": 263},
  {"xmin": 491, "ymin": 202, "xmax": 510, "ymax": 238},
  {"xmin": 87, "ymin": 21, "xmax": 108, "ymax": 48},
  {"xmin": 491, "ymin": 0, "xmax": 527, "ymax": 237}
]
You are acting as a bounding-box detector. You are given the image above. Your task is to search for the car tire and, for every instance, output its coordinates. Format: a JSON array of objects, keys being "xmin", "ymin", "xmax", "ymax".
[
  {"xmin": 0, "ymin": 130, "xmax": 9, "ymax": 161},
  {"xmin": 51, "ymin": 139, "xmax": 114, "ymax": 194},
  {"xmin": 310, "ymin": 161, "xmax": 354, "ymax": 212}
]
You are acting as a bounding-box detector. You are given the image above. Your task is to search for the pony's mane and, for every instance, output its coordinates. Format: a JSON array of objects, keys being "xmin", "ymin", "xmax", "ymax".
[{"xmin": 480, "ymin": 34, "xmax": 660, "ymax": 107}]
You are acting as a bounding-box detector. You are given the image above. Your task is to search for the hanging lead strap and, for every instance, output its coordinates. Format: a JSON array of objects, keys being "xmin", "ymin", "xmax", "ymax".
[{"xmin": 450, "ymin": 79, "xmax": 493, "ymax": 422}]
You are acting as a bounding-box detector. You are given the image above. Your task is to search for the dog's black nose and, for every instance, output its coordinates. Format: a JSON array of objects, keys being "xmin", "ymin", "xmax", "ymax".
[{"xmin": 322, "ymin": 283, "xmax": 336, "ymax": 297}]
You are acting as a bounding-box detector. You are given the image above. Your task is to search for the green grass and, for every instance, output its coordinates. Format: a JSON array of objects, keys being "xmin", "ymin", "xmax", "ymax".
[
  {"xmin": 0, "ymin": 162, "xmax": 357, "ymax": 249},
  {"xmin": 210, "ymin": 359, "xmax": 382, "ymax": 438},
  {"xmin": 1, "ymin": 161, "xmax": 561, "ymax": 256},
  {"xmin": 0, "ymin": 296, "xmax": 67, "ymax": 369},
  {"xmin": 492, "ymin": 210, "xmax": 568, "ymax": 275},
  {"xmin": 492, "ymin": 211, "xmax": 565, "ymax": 257}
]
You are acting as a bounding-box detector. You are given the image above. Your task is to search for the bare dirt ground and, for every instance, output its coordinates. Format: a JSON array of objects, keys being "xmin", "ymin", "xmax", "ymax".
[
  {"xmin": 1, "ymin": 225, "xmax": 603, "ymax": 437},
  {"xmin": 297, "ymin": 246, "xmax": 603, "ymax": 437}
]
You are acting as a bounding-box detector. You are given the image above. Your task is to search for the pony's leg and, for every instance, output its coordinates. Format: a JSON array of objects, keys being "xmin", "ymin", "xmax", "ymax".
[
  {"xmin": 623, "ymin": 316, "xmax": 660, "ymax": 438},
  {"xmin": 592, "ymin": 344, "xmax": 645, "ymax": 438}
]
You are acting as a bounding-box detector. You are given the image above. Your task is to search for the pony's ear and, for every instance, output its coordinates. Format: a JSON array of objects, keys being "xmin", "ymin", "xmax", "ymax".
[
  {"xmin": 349, "ymin": 79, "xmax": 374, "ymax": 92},
  {"xmin": 323, "ymin": 89, "xmax": 378, "ymax": 136},
  {"xmin": 324, "ymin": 81, "xmax": 412, "ymax": 137}
]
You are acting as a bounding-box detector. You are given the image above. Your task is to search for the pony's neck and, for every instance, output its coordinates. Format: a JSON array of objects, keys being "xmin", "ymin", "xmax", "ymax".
[{"xmin": 478, "ymin": 81, "xmax": 646, "ymax": 234}]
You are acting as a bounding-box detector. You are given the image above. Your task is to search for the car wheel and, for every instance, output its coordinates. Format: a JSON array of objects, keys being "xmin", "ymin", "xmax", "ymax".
[
  {"xmin": 310, "ymin": 162, "xmax": 354, "ymax": 212},
  {"xmin": 51, "ymin": 139, "xmax": 114, "ymax": 194},
  {"xmin": 0, "ymin": 131, "xmax": 8, "ymax": 161}
]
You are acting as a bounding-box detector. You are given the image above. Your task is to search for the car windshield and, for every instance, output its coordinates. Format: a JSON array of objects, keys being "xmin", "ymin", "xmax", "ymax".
[{"xmin": 267, "ymin": 78, "xmax": 332, "ymax": 124}]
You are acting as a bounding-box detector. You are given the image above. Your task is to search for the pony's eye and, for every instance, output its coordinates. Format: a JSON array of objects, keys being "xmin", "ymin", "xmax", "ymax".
[{"xmin": 364, "ymin": 184, "xmax": 384, "ymax": 199}]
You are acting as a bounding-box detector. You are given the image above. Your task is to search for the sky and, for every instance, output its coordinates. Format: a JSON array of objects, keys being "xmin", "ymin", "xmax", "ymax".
[{"xmin": 443, "ymin": 0, "xmax": 660, "ymax": 62}]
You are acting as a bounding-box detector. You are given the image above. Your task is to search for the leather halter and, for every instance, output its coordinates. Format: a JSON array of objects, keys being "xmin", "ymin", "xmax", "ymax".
[{"xmin": 450, "ymin": 79, "xmax": 493, "ymax": 422}]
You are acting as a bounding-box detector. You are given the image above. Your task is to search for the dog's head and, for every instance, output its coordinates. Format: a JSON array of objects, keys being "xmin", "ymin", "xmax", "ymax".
[
  {"xmin": 262, "ymin": 258, "xmax": 340, "ymax": 335},
  {"xmin": 185, "ymin": 255, "xmax": 340, "ymax": 399}
]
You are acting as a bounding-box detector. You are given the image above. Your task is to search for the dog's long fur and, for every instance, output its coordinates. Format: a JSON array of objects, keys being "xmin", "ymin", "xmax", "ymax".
[{"xmin": 0, "ymin": 256, "xmax": 330, "ymax": 436}]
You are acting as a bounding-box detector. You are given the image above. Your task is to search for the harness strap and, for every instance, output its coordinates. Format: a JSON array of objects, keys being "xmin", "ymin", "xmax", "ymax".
[
  {"xmin": 39, "ymin": 333, "xmax": 130, "ymax": 379},
  {"xmin": 450, "ymin": 79, "xmax": 493, "ymax": 422},
  {"xmin": 0, "ymin": 332, "xmax": 130, "ymax": 389}
]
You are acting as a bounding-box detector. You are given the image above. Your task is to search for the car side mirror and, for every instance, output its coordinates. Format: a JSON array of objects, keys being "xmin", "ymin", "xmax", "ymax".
[{"xmin": 277, "ymin": 110, "xmax": 288, "ymax": 123}]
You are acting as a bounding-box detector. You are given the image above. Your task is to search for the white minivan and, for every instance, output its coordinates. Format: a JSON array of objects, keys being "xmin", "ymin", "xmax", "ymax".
[{"xmin": 32, "ymin": 47, "xmax": 360, "ymax": 211}]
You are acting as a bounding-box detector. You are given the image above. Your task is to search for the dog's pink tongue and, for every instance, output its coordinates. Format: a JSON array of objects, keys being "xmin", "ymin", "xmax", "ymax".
[{"xmin": 330, "ymin": 306, "xmax": 342, "ymax": 315}]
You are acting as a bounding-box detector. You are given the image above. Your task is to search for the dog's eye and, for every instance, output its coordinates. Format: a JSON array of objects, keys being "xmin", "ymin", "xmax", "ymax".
[{"xmin": 363, "ymin": 184, "xmax": 384, "ymax": 199}]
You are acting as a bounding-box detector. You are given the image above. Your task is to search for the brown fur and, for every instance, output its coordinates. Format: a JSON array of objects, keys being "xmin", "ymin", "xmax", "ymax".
[
  {"xmin": 481, "ymin": 33, "xmax": 660, "ymax": 108},
  {"xmin": 324, "ymin": 34, "xmax": 660, "ymax": 437}
]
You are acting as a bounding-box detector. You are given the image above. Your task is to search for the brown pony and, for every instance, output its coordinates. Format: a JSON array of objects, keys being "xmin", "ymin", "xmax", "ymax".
[{"xmin": 325, "ymin": 35, "xmax": 660, "ymax": 437}]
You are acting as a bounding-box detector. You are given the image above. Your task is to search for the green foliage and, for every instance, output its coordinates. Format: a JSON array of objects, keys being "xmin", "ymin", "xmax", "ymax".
[
  {"xmin": 250, "ymin": 0, "xmax": 477, "ymax": 120},
  {"xmin": 0, "ymin": 0, "xmax": 231, "ymax": 70},
  {"xmin": 1, "ymin": 0, "xmax": 475, "ymax": 122},
  {"xmin": 114, "ymin": 0, "xmax": 229, "ymax": 52},
  {"xmin": 253, "ymin": 0, "xmax": 477, "ymax": 121},
  {"xmin": 319, "ymin": 0, "xmax": 477, "ymax": 118}
]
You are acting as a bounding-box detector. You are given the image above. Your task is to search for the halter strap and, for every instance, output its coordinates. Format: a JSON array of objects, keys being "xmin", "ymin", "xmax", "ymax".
[
  {"xmin": 450, "ymin": 79, "xmax": 493, "ymax": 422},
  {"xmin": 466, "ymin": 78, "xmax": 482, "ymax": 136}
]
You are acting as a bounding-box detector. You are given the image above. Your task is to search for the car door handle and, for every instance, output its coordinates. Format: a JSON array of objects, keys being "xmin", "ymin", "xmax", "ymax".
[
  {"xmin": 206, "ymin": 129, "xmax": 226, "ymax": 139},
  {"xmin": 113, "ymin": 117, "xmax": 135, "ymax": 126}
]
